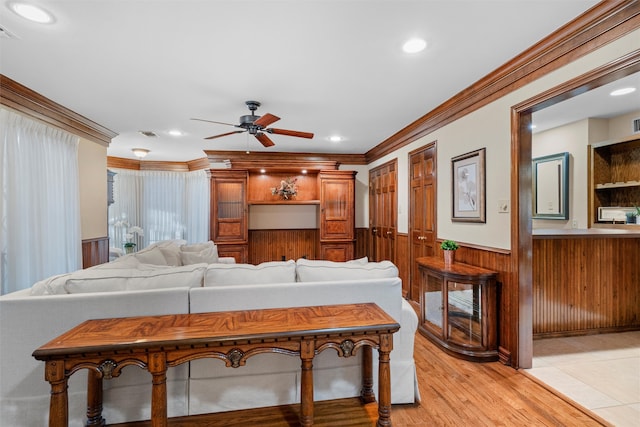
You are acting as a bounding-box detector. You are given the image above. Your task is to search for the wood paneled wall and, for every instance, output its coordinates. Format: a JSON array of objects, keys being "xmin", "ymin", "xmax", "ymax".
[
  {"xmin": 249, "ymin": 229, "xmax": 319, "ymax": 264},
  {"xmin": 248, "ymin": 227, "xmax": 368, "ymax": 264},
  {"xmin": 355, "ymin": 228, "xmax": 368, "ymax": 260},
  {"xmin": 82, "ymin": 237, "xmax": 109, "ymax": 269},
  {"xmin": 533, "ymin": 237, "xmax": 640, "ymax": 337}
]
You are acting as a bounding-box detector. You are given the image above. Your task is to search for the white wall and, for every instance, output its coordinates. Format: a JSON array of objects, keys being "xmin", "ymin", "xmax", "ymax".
[
  {"xmin": 78, "ymin": 138, "xmax": 108, "ymax": 239},
  {"xmin": 367, "ymin": 28, "xmax": 640, "ymax": 250}
]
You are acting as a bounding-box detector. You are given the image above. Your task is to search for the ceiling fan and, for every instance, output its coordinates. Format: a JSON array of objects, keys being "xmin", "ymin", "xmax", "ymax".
[{"xmin": 191, "ymin": 100, "xmax": 314, "ymax": 147}]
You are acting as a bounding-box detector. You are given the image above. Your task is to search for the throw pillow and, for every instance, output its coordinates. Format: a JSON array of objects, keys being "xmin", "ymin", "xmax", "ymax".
[
  {"xmin": 134, "ymin": 247, "xmax": 168, "ymax": 266},
  {"xmin": 181, "ymin": 244, "xmax": 219, "ymax": 265},
  {"xmin": 181, "ymin": 241, "xmax": 215, "ymax": 252}
]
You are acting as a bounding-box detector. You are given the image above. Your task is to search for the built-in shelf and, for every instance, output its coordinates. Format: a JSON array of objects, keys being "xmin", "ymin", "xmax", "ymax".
[
  {"xmin": 248, "ymin": 200, "xmax": 320, "ymax": 205},
  {"xmin": 595, "ymin": 181, "xmax": 640, "ymax": 189}
]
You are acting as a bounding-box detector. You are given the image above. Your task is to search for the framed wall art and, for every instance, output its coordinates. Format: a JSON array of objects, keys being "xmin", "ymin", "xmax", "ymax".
[{"xmin": 451, "ymin": 148, "xmax": 486, "ymax": 223}]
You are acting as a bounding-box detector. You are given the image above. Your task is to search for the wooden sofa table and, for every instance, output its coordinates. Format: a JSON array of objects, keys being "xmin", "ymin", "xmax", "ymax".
[{"xmin": 32, "ymin": 303, "xmax": 400, "ymax": 427}]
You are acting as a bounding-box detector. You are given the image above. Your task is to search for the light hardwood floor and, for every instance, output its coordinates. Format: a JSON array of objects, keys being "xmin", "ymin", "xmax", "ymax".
[{"xmin": 113, "ymin": 327, "xmax": 609, "ymax": 426}]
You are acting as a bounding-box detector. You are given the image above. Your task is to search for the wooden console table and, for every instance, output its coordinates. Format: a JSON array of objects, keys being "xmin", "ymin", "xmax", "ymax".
[
  {"xmin": 417, "ymin": 256, "xmax": 499, "ymax": 362},
  {"xmin": 33, "ymin": 303, "xmax": 399, "ymax": 427}
]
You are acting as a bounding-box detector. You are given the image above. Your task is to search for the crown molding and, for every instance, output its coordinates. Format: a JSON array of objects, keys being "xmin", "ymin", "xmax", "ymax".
[
  {"xmin": 0, "ymin": 74, "xmax": 117, "ymax": 146},
  {"xmin": 107, "ymin": 156, "xmax": 210, "ymax": 171},
  {"xmin": 365, "ymin": 0, "xmax": 640, "ymax": 163}
]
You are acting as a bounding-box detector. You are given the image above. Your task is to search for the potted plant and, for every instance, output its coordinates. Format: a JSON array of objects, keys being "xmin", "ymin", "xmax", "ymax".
[
  {"xmin": 440, "ymin": 239, "xmax": 459, "ymax": 266},
  {"xmin": 626, "ymin": 211, "xmax": 637, "ymax": 224},
  {"xmin": 636, "ymin": 207, "xmax": 640, "ymax": 225}
]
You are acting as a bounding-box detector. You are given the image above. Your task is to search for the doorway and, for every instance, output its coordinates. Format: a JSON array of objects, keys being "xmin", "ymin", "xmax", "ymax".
[
  {"xmin": 408, "ymin": 142, "xmax": 437, "ymax": 303},
  {"xmin": 513, "ymin": 53, "xmax": 640, "ymax": 368},
  {"xmin": 369, "ymin": 159, "xmax": 398, "ymax": 264}
]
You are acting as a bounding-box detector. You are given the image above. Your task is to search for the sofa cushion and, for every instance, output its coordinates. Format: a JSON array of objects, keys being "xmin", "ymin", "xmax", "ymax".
[
  {"xmin": 204, "ymin": 260, "xmax": 296, "ymax": 287},
  {"xmin": 295, "ymin": 258, "xmax": 398, "ymax": 282},
  {"xmin": 64, "ymin": 263, "xmax": 207, "ymax": 293},
  {"xmin": 30, "ymin": 273, "xmax": 73, "ymax": 295}
]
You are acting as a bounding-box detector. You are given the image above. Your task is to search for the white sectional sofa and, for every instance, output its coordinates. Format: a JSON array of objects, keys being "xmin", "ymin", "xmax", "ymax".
[{"xmin": 0, "ymin": 241, "xmax": 419, "ymax": 426}]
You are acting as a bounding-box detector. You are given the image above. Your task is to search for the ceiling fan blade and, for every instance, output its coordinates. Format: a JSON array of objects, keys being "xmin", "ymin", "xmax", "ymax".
[
  {"xmin": 253, "ymin": 113, "xmax": 280, "ymax": 128},
  {"xmin": 191, "ymin": 118, "xmax": 238, "ymax": 127},
  {"xmin": 255, "ymin": 132, "xmax": 275, "ymax": 147},
  {"xmin": 204, "ymin": 130, "xmax": 245, "ymax": 140},
  {"xmin": 267, "ymin": 128, "xmax": 314, "ymax": 139}
]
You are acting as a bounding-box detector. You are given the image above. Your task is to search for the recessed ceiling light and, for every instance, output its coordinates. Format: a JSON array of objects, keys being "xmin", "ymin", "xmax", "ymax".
[
  {"xmin": 610, "ymin": 87, "xmax": 636, "ymax": 96},
  {"xmin": 8, "ymin": 2, "xmax": 54, "ymax": 24},
  {"xmin": 329, "ymin": 135, "xmax": 342, "ymax": 142},
  {"xmin": 168, "ymin": 129, "xmax": 183, "ymax": 136},
  {"xmin": 402, "ymin": 38, "xmax": 427, "ymax": 54},
  {"xmin": 301, "ymin": 169, "xmax": 307, "ymax": 174}
]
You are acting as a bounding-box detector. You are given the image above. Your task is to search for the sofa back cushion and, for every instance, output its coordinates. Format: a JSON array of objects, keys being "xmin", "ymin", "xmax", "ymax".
[
  {"xmin": 295, "ymin": 258, "xmax": 398, "ymax": 282},
  {"xmin": 64, "ymin": 263, "xmax": 207, "ymax": 293},
  {"xmin": 204, "ymin": 260, "xmax": 296, "ymax": 287}
]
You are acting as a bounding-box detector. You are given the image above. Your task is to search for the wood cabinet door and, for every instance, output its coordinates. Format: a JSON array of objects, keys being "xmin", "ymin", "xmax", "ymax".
[
  {"xmin": 409, "ymin": 144, "xmax": 436, "ymax": 302},
  {"xmin": 320, "ymin": 242, "xmax": 354, "ymax": 262},
  {"xmin": 369, "ymin": 160, "xmax": 397, "ymax": 263},
  {"xmin": 210, "ymin": 170, "xmax": 248, "ymax": 243},
  {"xmin": 319, "ymin": 171, "xmax": 355, "ymax": 241}
]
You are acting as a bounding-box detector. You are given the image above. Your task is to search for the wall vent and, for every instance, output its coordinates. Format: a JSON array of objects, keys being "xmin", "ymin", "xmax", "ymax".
[
  {"xmin": 633, "ymin": 117, "xmax": 640, "ymax": 134},
  {"xmin": 138, "ymin": 130, "xmax": 157, "ymax": 138}
]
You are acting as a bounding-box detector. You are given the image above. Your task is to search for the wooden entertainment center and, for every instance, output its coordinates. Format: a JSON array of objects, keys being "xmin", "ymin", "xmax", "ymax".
[{"xmin": 209, "ymin": 159, "xmax": 356, "ymax": 263}]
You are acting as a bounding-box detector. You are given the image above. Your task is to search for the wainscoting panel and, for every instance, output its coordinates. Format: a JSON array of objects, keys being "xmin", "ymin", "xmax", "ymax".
[
  {"xmin": 397, "ymin": 233, "xmax": 410, "ymax": 298},
  {"xmin": 249, "ymin": 229, "xmax": 319, "ymax": 264},
  {"xmin": 355, "ymin": 228, "xmax": 368, "ymax": 260},
  {"xmin": 82, "ymin": 237, "xmax": 109, "ymax": 269},
  {"xmin": 533, "ymin": 237, "xmax": 640, "ymax": 337}
]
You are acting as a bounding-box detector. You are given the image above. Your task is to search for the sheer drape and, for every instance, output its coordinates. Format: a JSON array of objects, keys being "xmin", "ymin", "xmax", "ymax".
[
  {"xmin": 108, "ymin": 169, "xmax": 209, "ymax": 250},
  {"xmin": 0, "ymin": 108, "xmax": 81, "ymax": 295}
]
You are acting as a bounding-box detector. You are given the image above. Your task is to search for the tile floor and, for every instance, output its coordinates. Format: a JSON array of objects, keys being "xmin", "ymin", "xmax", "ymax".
[{"xmin": 526, "ymin": 331, "xmax": 640, "ymax": 427}]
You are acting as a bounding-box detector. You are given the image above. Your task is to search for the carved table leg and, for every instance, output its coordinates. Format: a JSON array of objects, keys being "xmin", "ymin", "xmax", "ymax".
[
  {"xmin": 148, "ymin": 352, "xmax": 168, "ymax": 427},
  {"xmin": 300, "ymin": 339, "xmax": 315, "ymax": 426},
  {"xmin": 360, "ymin": 345, "xmax": 376, "ymax": 403},
  {"xmin": 45, "ymin": 360, "xmax": 69, "ymax": 427},
  {"xmin": 377, "ymin": 334, "xmax": 393, "ymax": 427},
  {"xmin": 86, "ymin": 369, "xmax": 105, "ymax": 426}
]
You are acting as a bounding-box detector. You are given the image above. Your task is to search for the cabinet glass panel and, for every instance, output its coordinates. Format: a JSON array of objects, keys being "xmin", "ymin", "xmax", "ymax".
[
  {"xmin": 446, "ymin": 280, "xmax": 482, "ymax": 347},
  {"xmin": 423, "ymin": 273, "xmax": 443, "ymax": 333},
  {"xmin": 217, "ymin": 182, "xmax": 243, "ymax": 219}
]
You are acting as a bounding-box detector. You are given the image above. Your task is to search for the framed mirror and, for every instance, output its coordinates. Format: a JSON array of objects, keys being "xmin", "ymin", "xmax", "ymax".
[{"xmin": 532, "ymin": 152, "xmax": 569, "ymax": 219}]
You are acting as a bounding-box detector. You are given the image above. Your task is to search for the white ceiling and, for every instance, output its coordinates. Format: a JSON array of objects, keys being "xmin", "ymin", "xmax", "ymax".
[{"xmin": 1, "ymin": 0, "xmax": 614, "ymax": 162}]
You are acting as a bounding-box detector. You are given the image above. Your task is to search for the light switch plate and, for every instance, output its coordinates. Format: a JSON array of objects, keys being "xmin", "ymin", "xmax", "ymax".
[{"xmin": 498, "ymin": 199, "xmax": 509, "ymax": 213}]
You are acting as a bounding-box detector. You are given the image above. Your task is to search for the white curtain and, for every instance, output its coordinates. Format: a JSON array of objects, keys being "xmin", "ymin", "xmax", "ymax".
[
  {"xmin": 108, "ymin": 169, "xmax": 209, "ymax": 250},
  {"xmin": 0, "ymin": 108, "xmax": 81, "ymax": 295}
]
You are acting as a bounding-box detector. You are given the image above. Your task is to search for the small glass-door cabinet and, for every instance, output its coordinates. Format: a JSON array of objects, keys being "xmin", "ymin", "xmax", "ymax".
[{"xmin": 417, "ymin": 256, "xmax": 498, "ymax": 362}]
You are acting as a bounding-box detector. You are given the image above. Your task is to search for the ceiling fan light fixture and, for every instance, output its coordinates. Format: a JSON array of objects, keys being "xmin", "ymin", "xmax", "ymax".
[
  {"xmin": 8, "ymin": 2, "xmax": 54, "ymax": 24},
  {"xmin": 132, "ymin": 148, "xmax": 150, "ymax": 158},
  {"xmin": 402, "ymin": 38, "xmax": 427, "ymax": 54}
]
